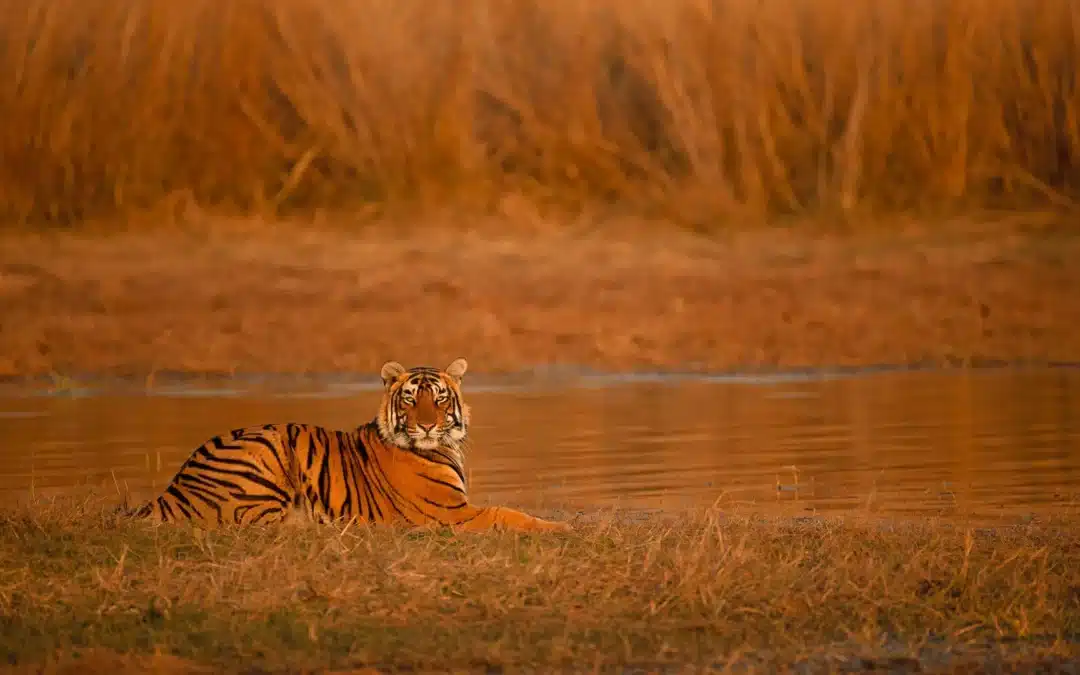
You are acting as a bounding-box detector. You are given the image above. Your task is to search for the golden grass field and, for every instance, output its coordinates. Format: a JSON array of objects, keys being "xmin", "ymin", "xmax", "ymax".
[
  {"xmin": 2, "ymin": 494, "xmax": 1079, "ymax": 674},
  {"xmin": 0, "ymin": 0, "xmax": 1077, "ymax": 224}
]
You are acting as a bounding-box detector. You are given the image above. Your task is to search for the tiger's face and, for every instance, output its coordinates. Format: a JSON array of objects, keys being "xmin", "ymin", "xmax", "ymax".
[{"xmin": 377, "ymin": 358, "xmax": 471, "ymax": 453}]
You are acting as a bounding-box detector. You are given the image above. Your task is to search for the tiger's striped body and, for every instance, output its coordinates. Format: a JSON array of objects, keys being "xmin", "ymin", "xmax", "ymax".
[{"xmin": 132, "ymin": 359, "xmax": 570, "ymax": 533}]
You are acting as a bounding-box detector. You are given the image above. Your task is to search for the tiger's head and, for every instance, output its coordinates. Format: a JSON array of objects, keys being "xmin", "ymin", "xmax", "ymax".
[{"xmin": 376, "ymin": 357, "xmax": 471, "ymax": 454}]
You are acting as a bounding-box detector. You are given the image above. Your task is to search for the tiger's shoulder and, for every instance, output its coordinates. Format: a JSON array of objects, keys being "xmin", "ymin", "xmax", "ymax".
[{"xmin": 357, "ymin": 424, "xmax": 470, "ymax": 501}]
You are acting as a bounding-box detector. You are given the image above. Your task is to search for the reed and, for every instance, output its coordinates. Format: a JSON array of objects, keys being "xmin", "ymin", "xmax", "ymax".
[{"xmin": 1, "ymin": 0, "xmax": 1078, "ymax": 226}]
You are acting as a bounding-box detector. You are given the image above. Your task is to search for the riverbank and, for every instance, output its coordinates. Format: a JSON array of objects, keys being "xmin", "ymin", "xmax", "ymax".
[
  {"xmin": 0, "ymin": 214, "xmax": 1077, "ymax": 378},
  {"xmin": 2, "ymin": 214, "xmax": 1080, "ymax": 380},
  {"xmin": 2, "ymin": 494, "xmax": 1078, "ymax": 673}
]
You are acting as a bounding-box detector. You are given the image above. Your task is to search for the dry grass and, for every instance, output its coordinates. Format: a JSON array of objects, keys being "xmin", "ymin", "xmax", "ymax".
[
  {"xmin": 1, "ymin": 0, "xmax": 1078, "ymax": 226},
  {"xmin": 1, "ymin": 493, "xmax": 1079, "ymax": 673}
]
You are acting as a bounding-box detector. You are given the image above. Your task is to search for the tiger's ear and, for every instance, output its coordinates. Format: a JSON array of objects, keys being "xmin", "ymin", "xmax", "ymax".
[
  {"xmin": 380, "ymin": 361, "xmax": 407, "ymax": 388},
  {"xmin": 445, "ymin": 357, "xmax": 468, "ymax": 383}
]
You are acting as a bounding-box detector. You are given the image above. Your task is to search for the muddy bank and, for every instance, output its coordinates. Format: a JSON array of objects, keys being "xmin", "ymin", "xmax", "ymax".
[{"xmin": 1, "ymin": 215, "xmax": 1077, "ymax": 377}]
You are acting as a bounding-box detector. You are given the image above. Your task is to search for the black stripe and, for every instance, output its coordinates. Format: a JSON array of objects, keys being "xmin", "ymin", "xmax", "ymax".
[
  {"xmin": 226, "ymin": 491, "xmax": 289, "ymax": 503},
  {"xmin": 250, "ymin": 433, "xmax": 286, "ymax": 468},
  {"xmin": 179, "ymin": 471, "xmax": 244, "ymax": 493},
  {"xmin": 183, "ymin": 460, "xmax": 291, "ymax": 502},
  {"xmin": 316, "ymin": 430, "xmax": 333, "ymax": 514},
  {"xmin": 196, "ymin": 445, "xmax": 264, "ymax": 471},
  {"xmin": 165, "ymin": 484, "xmax": 197, "ymax": 510},
  {"xmin": 232, "ymin": 433, "xmax": 288, "ymax": 474},
  {"xmin": 336, "ymin": 432, "xmax": 359, "ymax": 518},
  {"xmin": 158, "ymin": 497, "xmax": 174, "ymax": 521},
  {"xmin": 181, "ymin": 484, "xmax": 225, "ymax": 524},
  {"xmin": 268, "ymin": 426, "xmax": 292, "ymax": 479},
  {"xmin": 250, "ymin": 504, "xmax": 284, "ymax": 524},
  {"xmin": 356, "ymin": 439, "xmax": 382, "ymax": 520},
  {"xmin": 304, "ymin": 427, "xmax": 319, "ymax": 471},
  {"xmin": 414, "ymin": 447, "xmax": 467, "ymax": 486},
  {"xmin": 233, "ymin": 504, "xmax": 252, "ymax": 524},
  {"xmin": 350, "ymin": 430, "xmax": 370, "ymax": 462},
  {"xmin": 179, "ymin": 479, "xmax": 222, "ymax": 502},
  {"xmin": 287, "ymin": 424, "xmax": 305, "ymax": 468},
  {"xmin": 209, "ymin": 435, "xmax": 246, "ymax": 452},
  {"xmin": 165, "ymin": 485, "xmax": 196, "ymax": 519},
  {"xmin": 418, "ymin": 473, "xmax": 466, "ymax": 494},
  {"xmin": 453, "ymin": 507, "xmax": 484, "ymax": 526},
  {"xmin": 369, "ymin": 446, "xmax": 447, "ymax": 524},
  {"xmin": 422, "ymin": 496, "xmax": 466, "ymax": 510}
]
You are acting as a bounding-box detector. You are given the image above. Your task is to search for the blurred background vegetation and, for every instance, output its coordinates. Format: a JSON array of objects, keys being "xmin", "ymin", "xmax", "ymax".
[{"xmin": 1, "ymin": 0, "xmax": 1077, "ymax": 227}]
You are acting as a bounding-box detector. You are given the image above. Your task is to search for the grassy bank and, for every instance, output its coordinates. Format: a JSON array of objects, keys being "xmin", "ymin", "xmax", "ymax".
[
  {"xmin": 1, "ymin": 495, "xmax": 1078, "ymax": 672},
  {"xmin": 1, "ymin": 0, "xmax": 1078, "ymax": 226}
]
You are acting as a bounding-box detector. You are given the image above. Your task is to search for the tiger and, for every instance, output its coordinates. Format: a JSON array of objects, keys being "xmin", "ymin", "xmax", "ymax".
[{"xmin": 129, "ymin": 358, "xmax": 571, "ymax": 533}]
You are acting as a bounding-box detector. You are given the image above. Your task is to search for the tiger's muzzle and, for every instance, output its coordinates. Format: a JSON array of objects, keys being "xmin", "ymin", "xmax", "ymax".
[{"xmin": 407, "ymin": 392, "xmax": 448, "ymax": 449}]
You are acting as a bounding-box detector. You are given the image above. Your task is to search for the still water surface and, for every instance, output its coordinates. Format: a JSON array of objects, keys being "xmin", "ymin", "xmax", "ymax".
[{"xmin": 0, "ymin": 368, "xmax": 1077, "ymax": 524}]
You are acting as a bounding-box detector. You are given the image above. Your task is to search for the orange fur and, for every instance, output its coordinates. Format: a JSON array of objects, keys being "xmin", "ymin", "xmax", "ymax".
[{"xmin": 132, "ymin": 358, "xmax": 571, "ymax": 533}]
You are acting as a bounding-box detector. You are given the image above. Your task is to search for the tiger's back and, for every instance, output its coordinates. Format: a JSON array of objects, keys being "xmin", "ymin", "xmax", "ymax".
[{"xmin": 137, "ymin": 422, "xmax": 478, "ymax": 527}]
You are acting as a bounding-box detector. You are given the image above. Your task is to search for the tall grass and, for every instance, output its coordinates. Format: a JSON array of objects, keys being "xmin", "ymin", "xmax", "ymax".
[{"xmin": 1, "ymin": 0, "xmax": 1078, "ymax": 226}]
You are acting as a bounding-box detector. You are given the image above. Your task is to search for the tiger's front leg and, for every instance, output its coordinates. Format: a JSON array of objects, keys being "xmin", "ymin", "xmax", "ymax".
[{"xmin": 453, "ymin": 504, "xmax": 572, "ymax": 533}]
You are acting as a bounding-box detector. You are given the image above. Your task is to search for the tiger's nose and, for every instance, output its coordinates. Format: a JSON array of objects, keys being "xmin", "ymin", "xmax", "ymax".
[{"xmin": 417, "ymin": 423, "xmax": 435, "ymax": 433}]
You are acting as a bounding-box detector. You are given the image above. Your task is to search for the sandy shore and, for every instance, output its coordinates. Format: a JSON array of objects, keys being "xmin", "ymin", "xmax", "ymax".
[{"xmin": 0, "ymin": 213, "xmax": 1076, "ymax": 378}]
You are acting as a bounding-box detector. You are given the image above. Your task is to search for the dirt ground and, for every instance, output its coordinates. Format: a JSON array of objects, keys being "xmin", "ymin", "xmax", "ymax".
[{"xmin": 0, "ymin": 212, "xmax": 1077, "ymax": 378}]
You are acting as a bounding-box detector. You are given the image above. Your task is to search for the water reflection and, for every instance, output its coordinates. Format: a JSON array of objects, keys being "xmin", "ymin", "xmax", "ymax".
[{"xmin": 0, "ymin": 368, "xmax": 1077, "ymax": 523}]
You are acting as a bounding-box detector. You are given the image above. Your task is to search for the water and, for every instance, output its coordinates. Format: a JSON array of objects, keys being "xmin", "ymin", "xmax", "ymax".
[{"xmin": 1, "ymin": 367, "xmax": 1078, "ymax": 524}]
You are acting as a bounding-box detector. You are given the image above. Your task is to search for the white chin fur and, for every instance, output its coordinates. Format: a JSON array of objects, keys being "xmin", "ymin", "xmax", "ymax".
[{"xmin": 412, "ymin": 437, "xmax": 439, "ymax": 450}]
